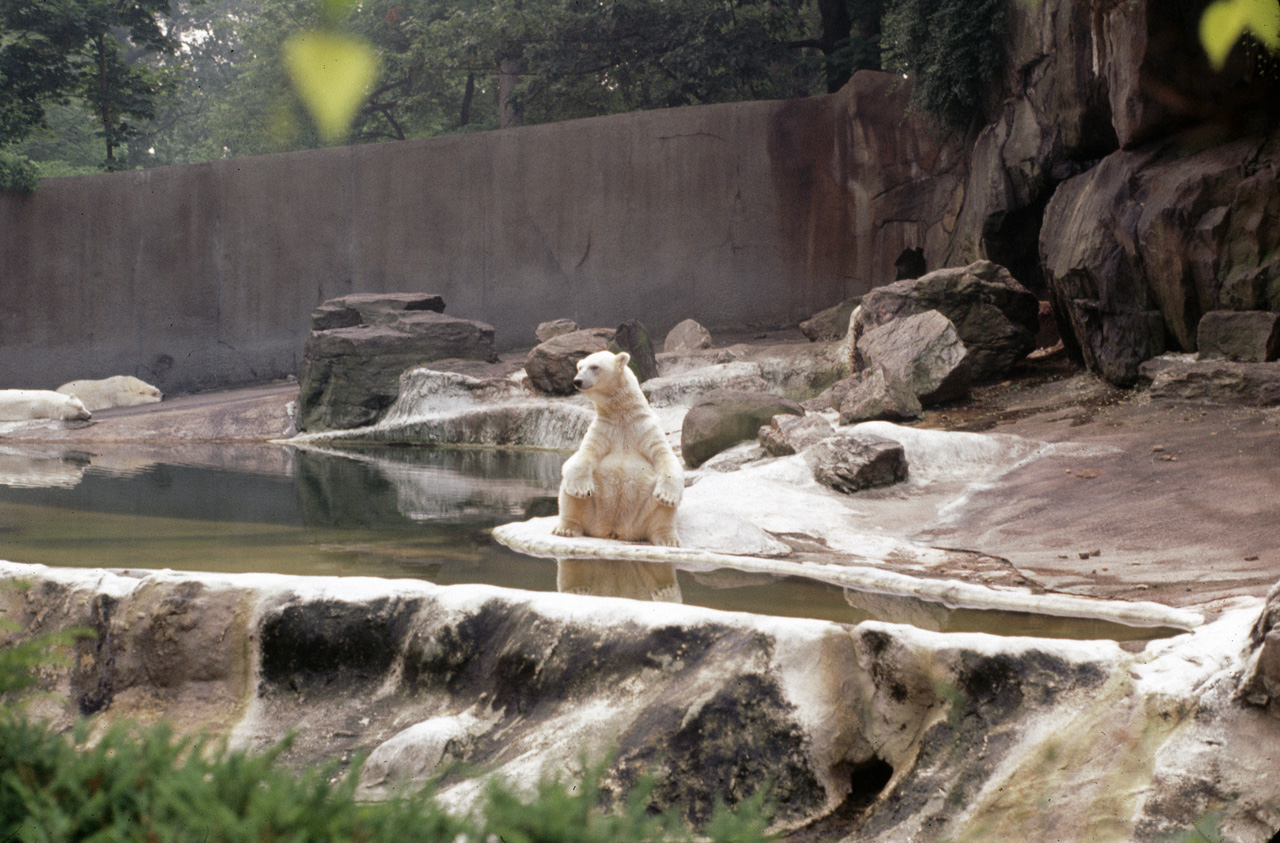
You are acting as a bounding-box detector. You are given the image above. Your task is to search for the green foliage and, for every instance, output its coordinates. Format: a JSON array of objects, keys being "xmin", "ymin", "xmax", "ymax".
[
  {"xmin": 0, "ymin": 0, "xmax": 176, "ymax": 168},
  {"xmin": 0, "ymin": 627, "xmax": 774, "ymax": 843},
  {"xmin": 880, "ymin": 0, "xmax": 1006, "ymax": 129},
  {"xmin": 422, "ymin": 0, "xmax": 820, "ymax": 128},
  {"xmin": 0, "ymin": 718, "xmax": 776, "ymax": 842},
  {"xmin": 0, "ymin": 148, "xmax": 38, "ymax": 193}
]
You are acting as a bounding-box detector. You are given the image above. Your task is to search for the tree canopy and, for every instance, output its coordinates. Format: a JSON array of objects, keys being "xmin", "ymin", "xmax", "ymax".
[{"xmin": 1, "ymin": 0, "xmax": 1277, "ymax": 183}]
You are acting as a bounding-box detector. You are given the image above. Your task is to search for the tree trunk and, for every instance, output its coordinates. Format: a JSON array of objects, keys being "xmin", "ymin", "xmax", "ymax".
[
  {"xmin": 460, "ymin": 72, "xmax": 476, "ymax": 126},
  {"xmin": 96, "ymin": 34, "xmax": 116, "ymax": 166},
  {"xmin": 498, "ymin": 58, "xmax": 520, "ymax": 128}
]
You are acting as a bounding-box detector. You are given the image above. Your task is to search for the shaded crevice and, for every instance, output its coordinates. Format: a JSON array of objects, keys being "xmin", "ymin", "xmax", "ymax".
[
  {"xmin": 782, "ymin": 755, "xmax": 894, "ymax": 843},
  {"xmin": 983, "ymin": 189, "xmax": 1054, "ymax": 297}
]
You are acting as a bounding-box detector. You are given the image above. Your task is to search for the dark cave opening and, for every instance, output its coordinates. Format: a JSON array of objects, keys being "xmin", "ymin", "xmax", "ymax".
[{"xmin": 982, "ymin": 190, "xmax": 1053, "ymax": 298}]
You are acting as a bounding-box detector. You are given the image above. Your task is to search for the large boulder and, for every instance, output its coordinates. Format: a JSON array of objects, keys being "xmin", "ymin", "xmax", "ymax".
[
  {"xmin": 1041, "ymin": 132, "xmax": 1280, "ymax": 386},
  {"xmin": 1197, "ymin": 311, "xmax": 1280, "ymax": 363},
  {"xmin": 852, "ymin": 261, "xmax": 1038, "ymax": 382},
  {"xmin": 297, "ymin": 295, "xmax": 497, "ymax": 431},
  {"xmin": 855, "ymin": 310, "xmax": 971, "ymax": 406},
  {"xmin": 610, "ymin": 319, "xmax": 659, "ymax": 382},
  {"xmin": 805, "ymin": 433, "xmax": 908, "ymax": 494},
  {"xmin": 681, "ymin": 389, "xmax": 804, "ymax": 468},
  {"xmin": 1138, "ymin": 355, "xmax": 1280, "ymax": 406},
  {"xmin": 663, "ymin": 319, "xmax": 713, "ymax": 353},
  {"xmin": 758, "ymin": 414, "xmax": 836, "ymax": 457},
  {"xmin": 523, "ymin": 329, "xmax": 615, "ymax": 395},
  {"xmin": 535, "ymin": 318, "xmax": 579, "ymax": 342},
  {"xmin": 837, "ymin": 367, "xmax": 923, "ymax": 424},
  {"xmin": 800, "ymin": 297, "xmax": 861, "ymax": 342}
]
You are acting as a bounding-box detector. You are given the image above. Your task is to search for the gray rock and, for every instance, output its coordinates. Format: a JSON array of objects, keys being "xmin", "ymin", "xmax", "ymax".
[
  {"xmin": 838, "ymin": 367, "xmax": 923, "ymax": 424},
  {"xmin": 856, "ymin": 310, "xmax": 971, "ymax": 406},
  {"xmin": 663, "ymin": 318, "xmax": 713, "ymax": 353},
  {"xmin": 1240, "ymin": 580, "xmax": 1280, "ymax": 711},
  {"xmin": 611, "ymin": 319, "xmax": 659, "ymax": 382},
  {"xmin": 681, "ymin": 389, "xmax": 804, "ymax": 468},
  {"xmin": 1198, "ymin": 311, "xmax": 1280, "ymax": 363},
  {"xmin": 297, "ymin": 299, "xmax": 498, "ymax": 432},
  {"xmin": 805, "ymin": 433, "xmax": 908, "ymax": 493},
  {"xmin": 643, "ymin": 362, "xmax": 769, "ymax": 409},
  {"xmin": 310, "ymin": 293, "xmax": 445, "ymax": 331},
  {"xmin": 1139, "ymin": 355, "xmax": 1280, "ymax": 406},
  {"xmin": 800, "ymin": 297, "xmax": 861, "ymax": 342},
  {"xmin": 758, "ymin": 413, "xmax": 836, "ymax": 457},
  {"xmin": 0, "ymin": 563, "xmax": 859, "ymax": 834},
  {"xmin": 853, "ymin": 261, "xmax": 1039, "ymax": 382},
  {"xmin": 535, "ymin": 318, "xmax": 579, "ymax": 342},
  {"xmin": 1041, "ymin": 135, "xmax": 1280, "ymax": 386},
  {"xmin": 523, "ymin": 329, "xmax": 615, "ymax": 395}
]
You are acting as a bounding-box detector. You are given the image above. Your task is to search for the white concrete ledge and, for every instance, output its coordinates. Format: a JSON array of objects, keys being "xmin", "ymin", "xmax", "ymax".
[{"xmin": 493, "ymin": 517, "xmax": 1206, "ymax": 631}]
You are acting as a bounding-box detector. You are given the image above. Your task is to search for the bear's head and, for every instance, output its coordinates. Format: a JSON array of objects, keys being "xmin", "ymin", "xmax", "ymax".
[
  {"xmin": 59, "ymin": 395, "xmax": 91, "ymax": 421},
  {"xmin": 573, "ymin": 350, "xmax": 634, "ymax": 396},
  {"xmin": 116, "ymin": 375, "xmax": 163, "ymax": 404}
]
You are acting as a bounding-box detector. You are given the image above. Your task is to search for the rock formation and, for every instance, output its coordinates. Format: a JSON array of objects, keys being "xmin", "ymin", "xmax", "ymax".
[{"xmin": 296, "ymin": 294, "xmax": 498, "ymax": 431}]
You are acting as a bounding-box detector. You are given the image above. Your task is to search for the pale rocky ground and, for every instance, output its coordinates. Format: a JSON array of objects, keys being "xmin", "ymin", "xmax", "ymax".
[
  {"xmin": 4, "ymin": 333, "xmax": 1280, "ymax": 842},
  {"xmin": 7, "ymin": 331, "xmax": 1276, "ymax": 616}
]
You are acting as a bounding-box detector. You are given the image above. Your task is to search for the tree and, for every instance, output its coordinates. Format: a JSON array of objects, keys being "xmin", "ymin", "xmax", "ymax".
[
  {"xmin": 391, "ymin": 0, "xmax": 823, "ymax": 131},
  {"xmin": 0, "ymin": 0, "xmax": 176, "ymax": 169}
]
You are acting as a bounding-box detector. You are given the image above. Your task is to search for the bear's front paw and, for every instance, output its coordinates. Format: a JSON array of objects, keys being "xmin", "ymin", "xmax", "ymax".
[
  {"xmin": 552, "ymin": 520, "xmax": 584, "ymax": 538},
  {"xmin": 653, "ymin": 477, "xmax": 682, "ymax": 508},
  {"xmin": 562, "ymin": 480, "xmax": 594, "ymax": 499}
]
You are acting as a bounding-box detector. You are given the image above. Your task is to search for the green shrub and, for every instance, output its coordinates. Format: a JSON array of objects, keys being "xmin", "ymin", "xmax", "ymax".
[
  {"xmin": 881, "ymin": 0, "xmax": 1007, "ymax": 129},
  {"xmin": 0, "ymin": 625, "xmax": 775, "ymax": 843},
  {"xmin": 0, "ymin": 150, "xmax": 39, "ymax": 193}
]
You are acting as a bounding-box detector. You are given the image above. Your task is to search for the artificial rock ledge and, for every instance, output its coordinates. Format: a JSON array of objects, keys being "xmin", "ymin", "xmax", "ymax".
[{"xmin": 2, "ymin": 560, "xmax": 1280, "ymax": 842}]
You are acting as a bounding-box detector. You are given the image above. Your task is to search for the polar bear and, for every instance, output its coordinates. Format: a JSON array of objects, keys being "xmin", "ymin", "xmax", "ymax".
[
  {"xmin": 0, "ymin": 389, "xmax": 92, "ymax": 422},
  {"xmin": 56, "ymin": 375, "xmax": 163, "ymax": 411},
  {"xmin": 554, "ymin": 350, "xmax": 683, "ymax": 546}
]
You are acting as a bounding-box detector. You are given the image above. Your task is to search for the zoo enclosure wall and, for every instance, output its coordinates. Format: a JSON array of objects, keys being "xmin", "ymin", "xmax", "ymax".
[{"xmin": 0, "ymin": 71, "xmax": 949, "ymax": 395}]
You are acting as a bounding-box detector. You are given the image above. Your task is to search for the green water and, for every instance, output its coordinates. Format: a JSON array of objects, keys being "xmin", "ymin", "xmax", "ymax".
[{"xmin": 0, "ymin": 444, "xmax": 1180, "ymax": 641}]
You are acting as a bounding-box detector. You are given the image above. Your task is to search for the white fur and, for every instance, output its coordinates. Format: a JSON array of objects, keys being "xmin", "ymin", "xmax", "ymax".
[
  {"xmin": 0, "ymin": 389, "xmax": 92, "ymax": 422},
  {"xmin": 56, "ymin": 375, "xmax": 163, "ymax": 412},
  {"xmin": 554, "ymin": 350, "xmax": 683, "ymax": 546}
]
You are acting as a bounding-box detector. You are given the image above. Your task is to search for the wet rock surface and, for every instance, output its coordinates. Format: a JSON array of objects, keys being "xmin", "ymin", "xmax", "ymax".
[{"xmin": 297, "ymin": 295, "xmax": 498, "ymax": 431}]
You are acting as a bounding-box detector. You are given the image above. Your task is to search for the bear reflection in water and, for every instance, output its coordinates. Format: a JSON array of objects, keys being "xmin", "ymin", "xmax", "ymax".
[{"xmin": 556, "ymin": 558, "xmax": 682, "ymax": 603}]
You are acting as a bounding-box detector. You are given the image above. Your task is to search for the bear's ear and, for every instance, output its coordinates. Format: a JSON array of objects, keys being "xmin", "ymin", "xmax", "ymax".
[{"xmin": 616, "ymin": 351, "xmax": 631, "ymax": 367}]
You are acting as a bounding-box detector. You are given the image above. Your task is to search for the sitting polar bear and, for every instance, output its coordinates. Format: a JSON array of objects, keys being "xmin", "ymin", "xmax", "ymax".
[
  {"xmin": 56, "ymin": 375, "xmax": 162, "ymax": 411},
  {"xmin": 0, "ymin": 389, "xmax": 92, "ymax": 422},
  {"xmin": 554, "ymin": 350, "xmax": 683, "ymax": 546}
]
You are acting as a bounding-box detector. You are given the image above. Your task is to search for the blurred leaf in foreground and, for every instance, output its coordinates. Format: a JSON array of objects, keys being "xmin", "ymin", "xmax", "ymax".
[
  {"xmin": 1200, "ymin": 0, "xmax": 1280, "ymax": 69},
  {"xmin": 283, "ymin": 28, "xmax": 380, "ymax": 144}
]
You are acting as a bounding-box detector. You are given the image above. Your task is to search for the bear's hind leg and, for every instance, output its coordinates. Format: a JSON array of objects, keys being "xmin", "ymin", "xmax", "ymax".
[
  {"xmin": 553, "ymin": 490, "xmax": 590, "ymax": 538},
  {"xmin": 646, "ymin": 506, "xmax": 680, "ymax": 547}
]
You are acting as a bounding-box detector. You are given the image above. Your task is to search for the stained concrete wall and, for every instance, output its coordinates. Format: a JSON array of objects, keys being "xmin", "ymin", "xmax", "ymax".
[{"xmin": 0, "ymin": 71, "xmax": 965, "ymax": 395}]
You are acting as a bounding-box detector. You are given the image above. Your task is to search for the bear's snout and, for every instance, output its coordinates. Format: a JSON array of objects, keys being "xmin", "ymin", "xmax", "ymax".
[{"xmin": 573, "ymin": 377, "xmax": 585, "ymax": 389}]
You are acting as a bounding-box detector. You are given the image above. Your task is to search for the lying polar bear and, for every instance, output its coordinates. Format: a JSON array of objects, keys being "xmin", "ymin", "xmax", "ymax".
[
  {"xmin": 0, "ymin": 389, "xmax": 92, "ymax": 422},
  {"xmin": 56, "ymin": 375, "xmax": 163, "ymax": 411}
]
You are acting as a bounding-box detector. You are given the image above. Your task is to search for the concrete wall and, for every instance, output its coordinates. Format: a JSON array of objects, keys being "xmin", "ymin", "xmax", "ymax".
[{"xmin": 0, "ymin": 71, "xmax": 965, "ymax": 395}]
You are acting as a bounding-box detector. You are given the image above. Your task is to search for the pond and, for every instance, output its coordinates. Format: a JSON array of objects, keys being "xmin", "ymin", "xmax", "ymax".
[{"xmin": 0, "ymin": 444, "xmax": 1179, "ymax": 641}]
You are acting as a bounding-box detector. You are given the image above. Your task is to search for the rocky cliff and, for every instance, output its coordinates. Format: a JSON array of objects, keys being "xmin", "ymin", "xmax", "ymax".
[{"xmin": 913, "ymin": 0, "xmax": 1279, "ymax": 385}]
